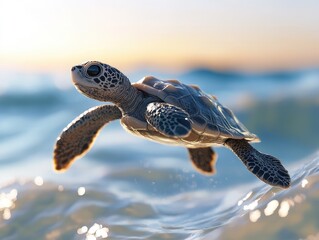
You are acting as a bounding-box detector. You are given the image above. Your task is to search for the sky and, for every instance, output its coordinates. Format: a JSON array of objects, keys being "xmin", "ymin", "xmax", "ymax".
[{"xmin": 1, "ymin": 0, "xmax": 319, "ymax": 73}]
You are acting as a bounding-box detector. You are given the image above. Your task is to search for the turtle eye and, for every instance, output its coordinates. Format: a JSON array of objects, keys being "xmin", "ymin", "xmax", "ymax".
[{"xmin": 87, "ymin": 65, "xmax": 101, "ymax": 77}]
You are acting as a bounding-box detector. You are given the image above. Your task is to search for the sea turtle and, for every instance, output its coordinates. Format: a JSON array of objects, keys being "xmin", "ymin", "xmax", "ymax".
[{"xmin": 53, "ymin": 61, "xmax": 291, "ymax": 188}]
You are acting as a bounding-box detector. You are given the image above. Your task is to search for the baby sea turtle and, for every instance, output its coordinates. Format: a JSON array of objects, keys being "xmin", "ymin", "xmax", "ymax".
[{"xmin": 53, "ymin": 61, "xmax": 291, "ymax": 188}]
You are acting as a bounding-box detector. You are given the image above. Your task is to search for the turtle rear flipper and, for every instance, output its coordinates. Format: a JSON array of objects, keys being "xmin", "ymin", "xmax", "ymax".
[
  {"xmin": 54, "ymin": 105, "xmax": 122, "ymax": 171},
  {"xmin": 188, "ymin": 147, "xmax": 217, "ymax": 175},
  {"xmin": 225, "ymin": 139, "xmax": 291, "ymax": 188}
]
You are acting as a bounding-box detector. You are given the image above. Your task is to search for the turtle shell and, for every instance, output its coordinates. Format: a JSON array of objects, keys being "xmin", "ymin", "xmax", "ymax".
[{"xmin": 134, "ymin": 77, "xmax": 259, "ymax": 142}]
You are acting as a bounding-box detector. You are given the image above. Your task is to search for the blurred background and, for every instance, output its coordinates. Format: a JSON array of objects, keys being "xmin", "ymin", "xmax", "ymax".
[{"xmin": 1, "ymin": 0, "xmax": 319, "ymax": 239}]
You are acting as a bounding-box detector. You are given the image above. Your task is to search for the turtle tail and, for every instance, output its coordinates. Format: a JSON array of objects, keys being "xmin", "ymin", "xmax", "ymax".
[{"xmin": 225, "ymin": 139, "xmax": 291, "ymax": 188}]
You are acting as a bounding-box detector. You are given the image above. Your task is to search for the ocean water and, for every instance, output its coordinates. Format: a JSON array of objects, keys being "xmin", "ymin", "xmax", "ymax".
[{"xmin": 0, "ymin": 68, "xmax": 319, "ymax": 240}]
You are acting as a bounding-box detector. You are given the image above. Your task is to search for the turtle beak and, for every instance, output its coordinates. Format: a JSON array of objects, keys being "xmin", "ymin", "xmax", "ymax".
[
  {"xmin": 71, "ymin": 65, "xmax": 83, "ymax": 72},
  {"xmin": 71, "ymin": 66, "xmax": 82, "ymax": 85}
]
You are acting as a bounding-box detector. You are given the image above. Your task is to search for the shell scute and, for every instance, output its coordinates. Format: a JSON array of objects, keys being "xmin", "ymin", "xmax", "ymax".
[{"xmin": 176, "ymin": 96, "xmax": 200, "ymax": 115}]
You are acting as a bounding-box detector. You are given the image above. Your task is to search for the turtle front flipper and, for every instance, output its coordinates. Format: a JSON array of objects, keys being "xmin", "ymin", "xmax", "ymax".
[
  {"xmin": 145, "ymin": 102, "xmax": 191, "ymax": 138},
  {"xmin": 225, "ymin": 139, "xmax": 291, "ymax": 188},
  {"xmin": 188, "ymin": 147, "xmax": 217, "ymax": 175},
  {"xmin": 53, "ymin": 105, "xmax": 122, "ymax": 171}
]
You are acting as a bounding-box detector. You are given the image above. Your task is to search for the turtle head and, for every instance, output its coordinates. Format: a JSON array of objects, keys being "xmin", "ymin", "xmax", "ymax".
[{"xmin": 71, "ymin": 61, "xmax": 132, "ymax": 102}]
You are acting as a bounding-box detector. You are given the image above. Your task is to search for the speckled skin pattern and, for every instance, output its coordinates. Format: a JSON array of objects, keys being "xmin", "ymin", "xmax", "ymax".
[
  {"xmin": 145, "ymin": 102, "xmax": 191, "ymax": 137},
  {"xmin": 226, "ymin": 139, "xmax": 290, "ymax": 188},
  {"xmin": 53, "ymin": 61, "xmax": 291, "ymax": 188},
  {"xmin": 54, "ymin": 105, "xmax": 122, "ymax": 170}
]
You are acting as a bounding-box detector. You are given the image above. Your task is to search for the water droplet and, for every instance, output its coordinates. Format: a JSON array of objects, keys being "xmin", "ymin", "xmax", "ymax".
[
  {"xmin": 3, "ymin": 208, "xmax": 11, "ymax": 220},
  {"xmin": 95, "ymin": 227, "xmax": 109, "ymax": 238},
  {"xmin": 301, "ymin": 179, "xmax": 309, "ymax": 188},
  {"xmin": 34, "ymin": 176, "xmax": 44, "ymax": 186},
  {"xmin": 78, "ymin": 187, "xmax": 86, "ymax": 196},
  {"xmin": 0, "ymin": 188, "xmax": 18, "ymax": 211},
  {"xmin": 249, "ymin": 210, "xmax": 261, "ymax": 222},
  {"xmin": 77, "ymin": 226, "xmax": 88, "ymax": 235},
  {"xmin": 82, "ymin": 223, "xmax": 110, "ymax": 239},
  {"xmin": 243, "ymin": 198, "xmax": 259, "ymax": 211},
  {"xmin": 86, "ymin": 235, "xmax": 97, "ymax": 240},
  {"xmin": 278, "ymin": 200, "xmax": 290, "ymax": 218},
  {"xmin": 88, "ymin": 223, "xmax": 100, "ymax": 235},
  {"xmin": 264, "ymin": 200, "xmax": 279, "ymax": 216}
]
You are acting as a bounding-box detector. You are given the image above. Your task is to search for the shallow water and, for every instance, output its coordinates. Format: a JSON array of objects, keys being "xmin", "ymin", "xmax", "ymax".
[{"xmin": 1, "ymin": 69, "xmax": 319, "ymax": 239}]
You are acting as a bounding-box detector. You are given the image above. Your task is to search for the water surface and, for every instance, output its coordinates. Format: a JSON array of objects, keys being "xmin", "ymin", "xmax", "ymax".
[{"xmin": 1, "ymin": 68, "xmax": 319, "ymax": 239}]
